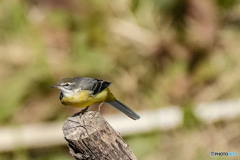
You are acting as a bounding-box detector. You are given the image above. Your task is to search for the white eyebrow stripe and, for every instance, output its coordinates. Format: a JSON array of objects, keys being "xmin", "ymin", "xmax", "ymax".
[{"xmin": 60, "ymin": 82, "xmax": 75, "ymax": 86}]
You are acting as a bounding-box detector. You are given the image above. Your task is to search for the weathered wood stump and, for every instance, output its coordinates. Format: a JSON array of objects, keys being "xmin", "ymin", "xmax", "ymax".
[{"xmin": 62, "ymin": 111, "xmax": 138, "ymax": 160}]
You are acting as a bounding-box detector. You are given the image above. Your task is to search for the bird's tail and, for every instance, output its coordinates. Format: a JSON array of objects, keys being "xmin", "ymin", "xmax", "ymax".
[{"xmin": 106, "ymin": 99, "xmax": 140, "ymax": 120}]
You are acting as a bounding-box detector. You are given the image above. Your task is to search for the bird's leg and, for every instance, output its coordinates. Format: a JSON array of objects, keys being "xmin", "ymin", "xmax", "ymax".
[
  {"xmin": 81, "ymin": 106, "xmax": 90, "ymax": 113},
  {"xmin": 98, "ymin": 102, "xmax": 104, "ymax": 112},
  {"xmin": 78, "ymin": 106, "xmax": 89, "ymax": 119},
  {"xmin": 92, "ymin": 102, "xmax": 104, "ymax": 117}
]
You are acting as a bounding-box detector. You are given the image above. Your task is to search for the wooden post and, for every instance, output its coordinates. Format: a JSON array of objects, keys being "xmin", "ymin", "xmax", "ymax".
[{"xmin": 62, "ymin": 111, "xmax": 138, "ymax": 160}]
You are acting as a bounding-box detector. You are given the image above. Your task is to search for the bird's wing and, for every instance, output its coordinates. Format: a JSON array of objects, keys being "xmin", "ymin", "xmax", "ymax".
[
  {"xmin": 91, "ymin": 79, "xmax": 112, "ymax": 95},
  {"xmin": 75, "ymin": 77, "xmax": 112, "ymax": 95}
]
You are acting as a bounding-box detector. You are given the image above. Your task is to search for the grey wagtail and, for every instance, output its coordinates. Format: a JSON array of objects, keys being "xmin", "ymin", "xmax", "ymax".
[{"xmin": 51, "ymin": 77, "xmax": 140, "ymax": 120}]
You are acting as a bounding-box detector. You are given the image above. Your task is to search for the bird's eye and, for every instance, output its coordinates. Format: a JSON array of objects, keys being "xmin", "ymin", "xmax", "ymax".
[{"xmin": 65, "ymin": 83, "xmax": 69, "ymax": 86}]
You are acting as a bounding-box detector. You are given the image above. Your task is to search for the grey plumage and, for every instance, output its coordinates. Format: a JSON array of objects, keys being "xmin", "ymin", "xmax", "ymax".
[{"xmin": 72, "ymin": 77, "xmax": 111, "ymax": 95}]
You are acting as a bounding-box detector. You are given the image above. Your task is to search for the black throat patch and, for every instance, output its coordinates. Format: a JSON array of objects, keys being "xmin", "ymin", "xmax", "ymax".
[{"xmin": 59, "ymin": 92, "xmax": 63, "ymax": 100}]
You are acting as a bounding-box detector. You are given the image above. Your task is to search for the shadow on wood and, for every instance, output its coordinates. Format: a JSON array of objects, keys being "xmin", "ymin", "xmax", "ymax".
[{"xmin": 62, "ymin": 111, "xmax": 138, "ymax": 160}]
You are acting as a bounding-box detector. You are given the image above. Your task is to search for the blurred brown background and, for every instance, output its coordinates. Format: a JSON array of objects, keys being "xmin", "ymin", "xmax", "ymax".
[{"xmin": 0, "ymin": 0, "xmax": 240, "ymax": 159}]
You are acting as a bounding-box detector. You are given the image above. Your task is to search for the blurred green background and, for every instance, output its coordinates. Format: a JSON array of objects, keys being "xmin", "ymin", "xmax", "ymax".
[{"xmin": 0, "ymin": 0, "xmax": 240, "ymax": 159}]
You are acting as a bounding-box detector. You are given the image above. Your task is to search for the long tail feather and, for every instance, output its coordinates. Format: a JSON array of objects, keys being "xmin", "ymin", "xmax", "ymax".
[{"xmin": 106, "ymin": 99, "xmax": 140, "ymax": 120}]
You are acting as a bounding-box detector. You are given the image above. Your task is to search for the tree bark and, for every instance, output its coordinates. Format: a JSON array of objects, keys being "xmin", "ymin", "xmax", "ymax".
[{"xmin": 62, "ymin": 111, "xmax": 138, "ymax": 160}]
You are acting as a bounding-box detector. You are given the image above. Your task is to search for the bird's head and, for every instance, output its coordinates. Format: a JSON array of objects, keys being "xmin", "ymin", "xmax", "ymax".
[{"xmin": 51, "ymin": 78, "xmax": 79, "ymax": 97}]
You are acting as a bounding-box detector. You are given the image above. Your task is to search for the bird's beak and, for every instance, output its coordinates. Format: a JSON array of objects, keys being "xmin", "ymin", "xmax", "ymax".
[{"xmin": 51, "ymin": 84, "xmax": 59, "ymax": 88}]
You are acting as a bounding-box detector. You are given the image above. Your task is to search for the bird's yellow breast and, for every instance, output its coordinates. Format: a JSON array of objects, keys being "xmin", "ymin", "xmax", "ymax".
[{"xmin": 61, "ymin": 88, "xmax": 115, "ymax": 108}]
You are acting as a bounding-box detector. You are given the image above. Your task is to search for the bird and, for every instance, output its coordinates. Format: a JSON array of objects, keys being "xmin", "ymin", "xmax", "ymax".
[{"xmin": 51, "ymin": 77, "xmax": 140, "ymax": 120}]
